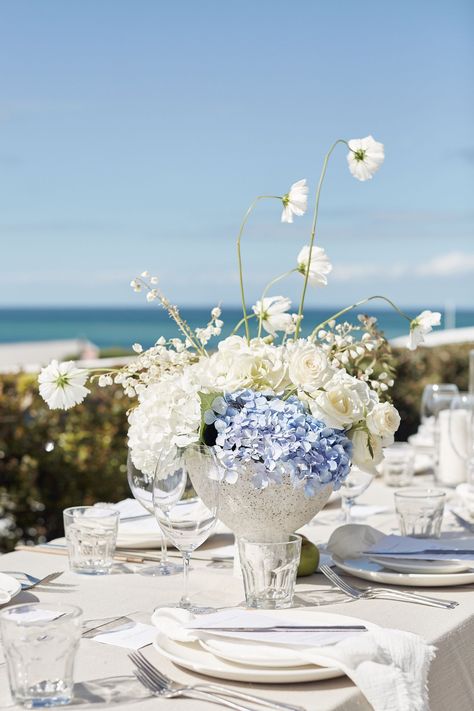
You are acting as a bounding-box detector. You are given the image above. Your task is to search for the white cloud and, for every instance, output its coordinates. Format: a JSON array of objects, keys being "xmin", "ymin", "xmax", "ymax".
[
  {"xmin": 332, "ymin": 251, "xmax": 474, "ymax": 282},
  {"xmin": 415, "ymin": 251, "xmax": 474, "ymax": 277}
]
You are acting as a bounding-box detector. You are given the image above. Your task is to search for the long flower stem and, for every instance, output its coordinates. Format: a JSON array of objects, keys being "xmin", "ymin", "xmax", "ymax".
[
  {"xmin": 230, "ymin": 312, "xmax": 257, "ymax": 337},
  {"xmin": 257, "ymin": 269, "xmax": 297, "ymax": 338},
  {"xmin": 309, "ymin": 295, "xmax": 412, "ymax": 339},
  {"xmin": 294, "ymin": 139, "xmax": 348, "ymax": 339},
  {"xmin": 236, "ymin": 195, "xmax": 282, "ymax": 343}
]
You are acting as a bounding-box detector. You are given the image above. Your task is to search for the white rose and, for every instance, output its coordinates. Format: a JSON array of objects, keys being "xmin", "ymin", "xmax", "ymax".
[
  {"xmin": 366, "ymin": 402, "xmax": 401, "ymax": 439},
  {"xmin": 350, "ymin": 429, "xmax": 383, "ymax": 474},
  {"xmin": 287, "ymin": 341, "xmax": 332, "ymax": 392},
  {"xmin": 311, "ymin": 370, "xmax": 371, "ymax": 428}
]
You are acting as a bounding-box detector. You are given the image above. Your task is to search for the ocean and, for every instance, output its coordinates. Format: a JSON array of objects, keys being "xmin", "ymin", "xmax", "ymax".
[{"xmin": 0, "ymin": 307, "xmax": 472, "ymax": 350}]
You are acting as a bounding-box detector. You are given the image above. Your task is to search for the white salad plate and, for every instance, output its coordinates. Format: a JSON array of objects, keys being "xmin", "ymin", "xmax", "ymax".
[
  {"xmin": 333, "ymin": 555, "xmax": 474, "ymax": 587},
  {"xmin": 369, "ymin": 556, "xmax": 472, "ymax": 575},
  {"xmin": 0, "ymin": 572, "xmax": 22, "ymax": 605},
  {"xmin": 153, "ymin": 610, "xmax": 374, "ymax": 683}
]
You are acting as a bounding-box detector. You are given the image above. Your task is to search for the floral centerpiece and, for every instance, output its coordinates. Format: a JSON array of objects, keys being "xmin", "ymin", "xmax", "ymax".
[{"xmin": 39, "ymin": 135, "xmax": 441, "ymax": 541}]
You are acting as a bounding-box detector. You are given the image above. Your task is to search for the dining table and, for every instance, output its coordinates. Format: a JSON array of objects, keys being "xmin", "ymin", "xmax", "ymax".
[{"xmin": 1, "ymin": 475, "xmax": 474, "ymax": 711}]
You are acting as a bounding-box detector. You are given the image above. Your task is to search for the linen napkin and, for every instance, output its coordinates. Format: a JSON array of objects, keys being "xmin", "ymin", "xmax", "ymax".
[
  {"xmin": 152, "ymin": 607, "xmax": 435, "ymax": 711},
  {"xmin": 365, "ymin": 533, "xmax": 474, "ymax": 563},
  {"xmin": 327, "ymin": 524, "xmax": 474, "ymax": 564}
]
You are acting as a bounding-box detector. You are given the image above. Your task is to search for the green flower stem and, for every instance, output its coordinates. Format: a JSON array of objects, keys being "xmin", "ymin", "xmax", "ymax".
[
  {"xmin": 236, "ymin": 195, "xmax": 282, "ymax": 344},
  {"xmin": 294, "ymin": 139, "xmax": 349, "ymax": 339},
  {"xmin": 229, "ymin": 312, "xmax": 257, "ymax": 337},
  {"xmin": 256, "ymin": 269, "xmax": 297, "ymax": 338},
  {"xmin": 308, "ymin": 295, "xmax": 412, "ymax": 340}
]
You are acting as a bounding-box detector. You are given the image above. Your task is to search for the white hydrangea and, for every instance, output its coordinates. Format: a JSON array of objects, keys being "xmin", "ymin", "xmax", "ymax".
[{"xmin": 128, "ymin": 371, "xmax": 201, "ymax": 477}]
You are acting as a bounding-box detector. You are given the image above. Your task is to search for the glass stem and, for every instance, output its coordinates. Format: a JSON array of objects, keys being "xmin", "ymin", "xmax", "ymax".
[
  {"xmin": 342, "ymin": 496, "xmax": 355, "ymax": 524},
  {"xmin": 180, "ymin": 551, "xmax": 191, "ymax": 609},
  {"xmin": 160, "ymin": 532, "xmax": 168, "ymax": 566}
]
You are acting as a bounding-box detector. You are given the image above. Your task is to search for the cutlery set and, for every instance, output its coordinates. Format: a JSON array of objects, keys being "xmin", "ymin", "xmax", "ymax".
[
  {"xmin": 319, "ymin": 564, "xmax": 458, "ymax": 608},
  {"xmin": 129, "ymin": 649, "xmax": 306, "ymax": 711}
]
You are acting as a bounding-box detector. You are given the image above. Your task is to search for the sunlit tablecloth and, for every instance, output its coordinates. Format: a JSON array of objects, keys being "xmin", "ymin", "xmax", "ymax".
[{"xmin": 1, "ymin": 477, "xmax": 474, "ymax": 711}]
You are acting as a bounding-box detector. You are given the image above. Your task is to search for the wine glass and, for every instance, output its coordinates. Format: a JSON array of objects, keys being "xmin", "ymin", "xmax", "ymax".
[
  {"xmin": 127, "ymin": 452, "xmax": 181, "ymax": 577},
  {"xmin": 421, "ymin": 384, "xmax": 459, "ymax": 425},
  {"xmin": 153, "ymin": 444, "xmax": 220, "ymax": 613},
  {"xmin": 339, "ymin": 467, "xmax": 374, "ymax": 524}
]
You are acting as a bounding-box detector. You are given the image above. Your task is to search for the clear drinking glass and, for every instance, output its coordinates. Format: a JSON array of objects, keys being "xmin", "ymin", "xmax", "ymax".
[
  {"xmin": 153, "ymin": 444, "xmax": 220, "ymax": 613},
  {"xmin": 339, "ymin": 467, "xmax": 374, "ymax": 523},
  {"xmin": 0, "ymin": 603, "xmax": 82, "ymax": 707},
  {"xmin": 382, "ymin": 443, "xmax": 415, "ymax": 487},
  {"xmin": 127, "ymin": 452, "xmax": 181, "ymax": 576},
  {"xmin": 63, "ymin": 506, "xmax": 119, "ymax": 574},
  {"xmin": 395, "ymin": 488, "xmax": 446, "ymax": 538},
  {"xmin": 421, "ymin": 383, "xmax": 459, "ymax": 424},
  {"xmin": 238, "ymin": 535, "xmax": 301, "ymax": 609}
]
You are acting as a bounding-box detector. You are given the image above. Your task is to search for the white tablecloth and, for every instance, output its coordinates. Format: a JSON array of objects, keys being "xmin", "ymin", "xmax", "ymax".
[{"xmin": 1, "ymin": 478, "xmax": 474, "ymax": 710}]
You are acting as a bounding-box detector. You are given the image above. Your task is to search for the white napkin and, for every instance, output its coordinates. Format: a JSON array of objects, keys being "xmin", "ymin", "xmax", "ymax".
[
  {"xmin": 152, "ymin": 608, "xmax": 435, "ymax": 711},
  {"xmin": 113, "ymin": 498, "xmax": 153, "ymax": 520},
  {"xmin": 366, "ymin": 533, "xmax": 474, "ymax": 563}
]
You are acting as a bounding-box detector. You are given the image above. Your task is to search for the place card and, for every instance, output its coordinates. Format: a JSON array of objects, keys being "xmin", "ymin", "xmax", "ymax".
[{"xmin": 94, "ymin": 621, "xmax": 157, "ymax": 650}]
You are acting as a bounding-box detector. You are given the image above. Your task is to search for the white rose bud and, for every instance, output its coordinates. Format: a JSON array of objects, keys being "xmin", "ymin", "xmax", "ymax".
[
  {"xmin": 366, "ymin": 402, "xmax": 401, "ymax": 438},
  {"xmin": 350, "ymin": 429, "xmax": 383, "ymax": 474}
]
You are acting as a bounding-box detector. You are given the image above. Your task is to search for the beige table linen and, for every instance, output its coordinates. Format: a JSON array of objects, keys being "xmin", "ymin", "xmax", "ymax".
[{"xmin": 1, "ymin": 478, "xmax": 474, "ymax": 711}]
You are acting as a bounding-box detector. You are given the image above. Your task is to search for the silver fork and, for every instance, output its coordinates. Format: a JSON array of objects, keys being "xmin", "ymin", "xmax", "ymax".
[
  {"xmin": 320, "ymin": 564, "xmax": 458, "ymax": 609},
  {"xmin": 132, "ymin": 665, "xmax": 254, "ymax": 710},
  {"xmin": 129, "ymin": 650, "xmax": 307, "ymax": 711}
]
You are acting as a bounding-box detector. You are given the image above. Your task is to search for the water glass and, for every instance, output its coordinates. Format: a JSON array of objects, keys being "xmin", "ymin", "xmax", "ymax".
[
  {"xmin": 383, "ymin": 443, "xmax": 415, "ymax": 487},
  {"xmin": 238, "ymin": 535, "xmax": 301, "ymax": 609},
  {"xmin": 395, "ymin": 488, "xmax": 446, "ymax": 538},
  {"xmin": 0, "ymin": 603, "xmax": 82, "ymax": 707},
  {"xmin": 421, "ymin": 383, "xmax": 459, "ymax": 424},
  {"xmin": 63, "ymin": 506, "xmax": 119, "ymax": 574}
]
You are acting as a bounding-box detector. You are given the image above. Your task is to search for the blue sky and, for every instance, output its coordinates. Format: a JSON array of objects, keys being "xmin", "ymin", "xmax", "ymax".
[{"xmin": 0, "ymin": 0, "xmax": 473, "ymax": 310}]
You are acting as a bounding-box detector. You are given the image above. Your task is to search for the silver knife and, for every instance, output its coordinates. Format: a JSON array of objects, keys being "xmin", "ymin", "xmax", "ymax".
[{"xmin": 191, "ymin": 625, "xmax": 367, "ymax": 632}]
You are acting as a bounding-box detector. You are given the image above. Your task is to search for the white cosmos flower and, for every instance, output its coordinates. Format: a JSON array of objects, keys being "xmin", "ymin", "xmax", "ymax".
[
  {"xmin": 252, "ymin": 296, "xmax": 295, "ymax": 336},
  {"xmin": 408, "ymin": 310, "xmax": 442, "ymax": 350},
  {"xmin": 297, "ymin": 245, "xmax": 332, "ymax": 287},
  {"xmin": 38, "ymin": 360, "xmax": 90, "ymax": 410},
  {"xmin": 281, "ymin": 179, "xmax": 308, "ymax": 223},
  {"xmin": 347, "ymin": 136, "xmax": 384, "ymax": 181}
]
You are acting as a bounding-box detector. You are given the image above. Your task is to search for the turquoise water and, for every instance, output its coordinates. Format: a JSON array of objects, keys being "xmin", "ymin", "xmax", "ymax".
[{"xmin": 0, "ymin": 307, "xmax": 472, "ymax": 349}]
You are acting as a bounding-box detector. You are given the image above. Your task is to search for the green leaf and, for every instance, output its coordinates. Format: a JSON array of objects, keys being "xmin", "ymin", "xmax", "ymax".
[{"xmin": 198, "ymin": 391, "xmax": 221, "ymax": 443}]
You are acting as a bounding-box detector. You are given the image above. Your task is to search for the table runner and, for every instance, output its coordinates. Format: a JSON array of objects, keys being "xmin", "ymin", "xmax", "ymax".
[{"xmin": 1, "ymin": 478, "xmax": 473, "ymax": 710}]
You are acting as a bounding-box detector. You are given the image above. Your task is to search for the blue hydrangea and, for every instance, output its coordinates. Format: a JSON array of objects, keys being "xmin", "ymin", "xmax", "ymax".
[{"xmin": 204, "ymin": 389, "xmax": 352, "ymax": 496}]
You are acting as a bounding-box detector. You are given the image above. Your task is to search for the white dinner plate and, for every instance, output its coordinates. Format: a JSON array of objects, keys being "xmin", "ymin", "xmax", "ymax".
[
  {"xmin": 334, "ymin": 555, "xmax": 474, "ymax": 587},
  {"xmin": 153, "ymin": 609, "xmax": 376, "ymax": 683},
  {"xmin": 199, "ymin": 637, "xmax": 309, "ymax": 668},
  {"xmin": 0, "ymin": 572, "xmax": 22, "ymax": 605},
  {"xmin": 369, "ymin": 556, "xmax": 472, "ymax": 575},
  {"xmin": 154, "ymin": 634, "xmax": 343, "ymax": 683}
]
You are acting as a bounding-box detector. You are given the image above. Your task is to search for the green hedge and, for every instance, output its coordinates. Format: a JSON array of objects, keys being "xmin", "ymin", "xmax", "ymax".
[{"xmin": 0, "ymin": 342, "xmax": 472, "ymax": 552}]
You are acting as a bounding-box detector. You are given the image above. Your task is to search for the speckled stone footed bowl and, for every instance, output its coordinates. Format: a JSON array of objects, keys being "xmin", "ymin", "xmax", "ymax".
[{"xmin": 189, "ymin": 460, "xmax": 333, "ymax": 543}]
